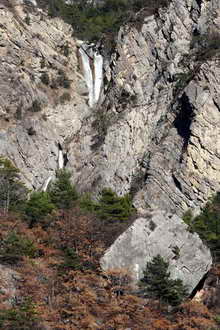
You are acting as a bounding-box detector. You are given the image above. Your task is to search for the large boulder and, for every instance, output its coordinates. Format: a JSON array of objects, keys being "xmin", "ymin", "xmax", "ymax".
[{"xmin": 101, "ymin": 210, "xmax": 212, "ymax": 293}]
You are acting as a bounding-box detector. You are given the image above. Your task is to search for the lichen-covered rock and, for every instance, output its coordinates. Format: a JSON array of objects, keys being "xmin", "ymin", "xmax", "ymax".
[{"xmin": 101, "ymin": 210, "xmax": 212, "ymax": 293}]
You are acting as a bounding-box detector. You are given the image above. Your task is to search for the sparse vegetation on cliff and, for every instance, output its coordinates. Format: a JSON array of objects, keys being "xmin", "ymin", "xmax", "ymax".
[
  {"xmin": 183, "ymin": 193, "xmax": 220, "ymax": 262},
  {"xmin": 24, "ymin": 191, "xmax": 55, "ymax": 227},
  {"xmin": 174, "ymin": 29, "xmax": 220, "ymax": 99},
  {"xmin": 46, "ymin": 0, "xmax": 172, "ymax": 41},
  {"xmin": 97, "ymin": 188, "xmax": 134, "ymax": 222},
  {"xmin": 48, "ymin": 169, "xmax": 78, "ymax": 209},
  {"xmin": 0, "ymin": 158, "xmax": 219, "ymax": 328},
  {"xmin": 0, "ymin": 158, "xmax": 28, "ymax": 214}
]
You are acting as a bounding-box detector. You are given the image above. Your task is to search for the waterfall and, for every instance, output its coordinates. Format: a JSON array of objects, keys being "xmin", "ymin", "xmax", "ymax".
[
  {"xmin": 42, "ymin": 176, "xmax": 52, "ymax": 192},
  {"xmin": 58, "ymin": 149, "xmax": 64, "ymax": 169},
  {"xmin": 41, "ymin": 143, "xmax": 66, "ymax": 192},
  {"xmin": 79, "ymin": 44, "xmax": 103, "ymax": 107},
  {"xmin": 79, "ymin": 47, "xmax": 95, "ymax": 107},
  {"xmin": 94, "ymin": 52, "xmax": 103, "ymax": 104}
]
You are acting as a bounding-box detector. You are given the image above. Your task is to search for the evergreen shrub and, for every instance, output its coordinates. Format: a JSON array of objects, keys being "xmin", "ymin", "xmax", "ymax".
[
  {"xmin": 139, "ymin": 255, "xmax": 188, "ymax": 306},
  {"xmin": 0, "ymin": 232, "xmax": 38, "ymax": 263},
  {"xmin": 24, "ymin": 191, "xmax": 55, "ymax": 227},
  {"xmin": 182, "ymin": 193, "xmax": 220, "ymax": 260},
  {"xmin": 58, "ymin": 247, "xmax": 82, "ymax": 272},
  {"xmin": 48, "ymin": 169, "xmax": 78, "ymax": 209},
  {"xmin": 0, "ymin": 158, "xmax": 28, "ymax": 214},
  {"xmin": 97, "ymin": 188, "xmax": 134, "ymax": 222},
  {"xmin": 0, "ymin": 297, "xmax": 40, "ymax": 329},
  {"xmin": 40, "ymin": 72, "xmax": 50, "ymax": 85}
]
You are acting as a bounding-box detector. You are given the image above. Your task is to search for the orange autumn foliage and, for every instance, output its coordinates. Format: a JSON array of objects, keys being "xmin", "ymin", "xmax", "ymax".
[{"xmin": 0, "ymin": 209, "xmax": 219, "ymax": 329}]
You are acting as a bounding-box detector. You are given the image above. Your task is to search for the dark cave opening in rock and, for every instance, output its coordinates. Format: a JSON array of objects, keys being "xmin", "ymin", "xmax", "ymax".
[{"xmin": 174, "ymin": 93, "xmax": 194, "ymax": 155}]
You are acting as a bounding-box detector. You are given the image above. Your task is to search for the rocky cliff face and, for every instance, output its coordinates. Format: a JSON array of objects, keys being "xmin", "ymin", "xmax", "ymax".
[
  {"xmin": 67, "ymin": 0, "xmax": 220, "ymax": 216},
  {"xmin": 1, "ymin": 0, "xmax": 219, "ymax": 217},
  {"xmin": 0, "ymin": 0, "xmax": 91, "ymax": 189}
]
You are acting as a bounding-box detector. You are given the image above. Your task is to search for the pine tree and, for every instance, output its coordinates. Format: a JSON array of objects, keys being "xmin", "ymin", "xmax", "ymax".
[
  {"xmin": 48, "ymin": 169, "xmax": 78, "ymax": 209},
  {"xmin": 24, "ymin": 191, "xmax": 55, "ymax": 226},
  {"xmin": 183, "ymin": 193, "xmax": 220, "ymax": 260},
  {"xmin": 79, "ymin": 192, "xmax": 99, "ymax": 212},
  {"xmin": 139, "ymin": 255, "xmax": 188, "ymax": 306},
  {"xmin": 0, "ymin": 158, "xmax": 28, "ymax": 214},
  {"xmin": 58, "ymin": 247, "xmax": 82, "ymax": 272},
  {"xmin": 97, "ymin": 188, "xmax": 134, "ymax": 222}
]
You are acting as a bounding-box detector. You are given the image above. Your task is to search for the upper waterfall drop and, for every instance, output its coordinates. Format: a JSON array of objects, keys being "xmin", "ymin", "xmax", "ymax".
[
  {"xmin": 79, "ymin": 43, "xmax": 103, "ymax": 107},
  {"xmin": 94, "ymin": 52, "xmax": 103, "ymax": 104},
  {"xmin": 79, "ymin": 47, "xmax": 95, "ymax": 107}
]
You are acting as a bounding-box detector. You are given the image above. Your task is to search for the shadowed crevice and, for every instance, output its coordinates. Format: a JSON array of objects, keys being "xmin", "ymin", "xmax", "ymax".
[
  {"xmin": 189, "ymin": 271, "xmax": 209, "ymax": 299},
  {"xmin": 174, "ymin": 93, "xmax": 194, "ymax": 154}
]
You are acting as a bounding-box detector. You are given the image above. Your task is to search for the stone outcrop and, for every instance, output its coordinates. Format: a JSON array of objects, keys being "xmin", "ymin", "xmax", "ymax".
[{"xmin": 101, "ymin": 210, "xmax": 212, "ymax": 293}]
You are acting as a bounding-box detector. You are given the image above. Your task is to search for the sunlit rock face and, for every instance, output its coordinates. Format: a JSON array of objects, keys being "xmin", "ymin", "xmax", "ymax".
[
  {"xmin": 0, "ymin": 1, "xmax": 91, "ymax": 189},
  {"xmin": 0, "ymin": 0, "xmax": 220, "ymax": 219},
  {"xmin": 101, "ymin": 210, "xmax": 212, "ymax": 293},
  {"xmin": 68, "ymin": 0, "xmax": 220, "ymax": 217}
]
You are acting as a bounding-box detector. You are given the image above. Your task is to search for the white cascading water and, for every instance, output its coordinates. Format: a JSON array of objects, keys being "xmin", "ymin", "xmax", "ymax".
[
  {"xmin": 58, "ymin": 149, "xmax": 64, "ymax": 169},
  {"xmin": 42, "ymin": 176, "xmax": 52, "ymax": 192},
  {"xmin": 94, "ymin": 52, "xmax": 103, "ymax": 104},
  {"xmin": 79, "ymin": 47, "xmax": 95, "ymax": 107},
  {"xmin": 41, "ymin": 146, "xmax": 63, "ymax": 192},
  {"xmin": 79, "ymin": 45, "xmax": 103, "ymax": 107}
]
